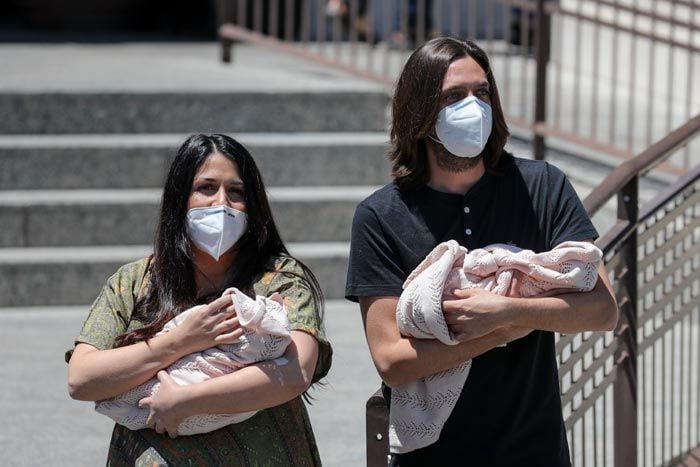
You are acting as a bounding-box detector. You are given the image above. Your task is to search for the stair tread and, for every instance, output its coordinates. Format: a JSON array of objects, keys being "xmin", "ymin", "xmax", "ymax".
[
  {"xmin": 0, "ymin": 187, "xmax": 382, "ymax": 205},
  {"xmin": 0, "ymin": 242, "xmax": 350, "ymax": 263},
  {"xmin": 0, "ymin": 132, "xmax": 389, "ymax": 148}
]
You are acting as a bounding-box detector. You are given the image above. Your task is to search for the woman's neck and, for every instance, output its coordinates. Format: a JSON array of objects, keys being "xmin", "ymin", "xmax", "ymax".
[{"xmin": 192, "ymin": 248, "xmax": 235, "ymax": 296}]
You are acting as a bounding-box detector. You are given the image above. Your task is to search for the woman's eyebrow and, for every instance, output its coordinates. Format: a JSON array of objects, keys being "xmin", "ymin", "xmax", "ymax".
[
  {"xmin": 441, "ymin": 82, "xmax": 490, "ymax": 95},
  {"xmin": 194, "ymin": 176, "xmax": 244, "ymax": 185}
]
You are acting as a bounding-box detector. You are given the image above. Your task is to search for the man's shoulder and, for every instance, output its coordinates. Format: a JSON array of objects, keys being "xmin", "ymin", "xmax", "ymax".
[
  {"xmin": 510, "ymin": 156, "xmax": 569, "ymax": 178},
  {"xmin": 357, "ymin": 182, "xmax": 404, "ymax": 213}
]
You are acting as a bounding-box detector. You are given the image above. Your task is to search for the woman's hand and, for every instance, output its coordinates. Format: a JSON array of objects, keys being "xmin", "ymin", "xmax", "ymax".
[
  {"xmin": 170, "ymin": 295, "xmax": 244, "ymax": 354},
  {"xmin": 140, "ymin": 371, "xmax": 189, "ymax": 439}
]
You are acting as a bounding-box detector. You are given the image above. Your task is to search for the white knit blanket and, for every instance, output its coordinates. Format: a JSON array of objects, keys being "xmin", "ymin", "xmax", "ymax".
[
  {"xmin": 95, "ymin": 287, "xmax": 291, "ymax": 435},
  {"xmin": 390, "ymin": 240, "xmax": 602, "ymax": 453}
]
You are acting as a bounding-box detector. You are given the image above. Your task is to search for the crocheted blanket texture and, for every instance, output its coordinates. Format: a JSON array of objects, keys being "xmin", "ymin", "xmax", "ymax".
[
  {"xmin": 390, "ymin": 240, "xmax": 602, "ymax": 453},
  {"xmin": 95, "ymin": 288, "xmax": 291, "ymax": 435}
]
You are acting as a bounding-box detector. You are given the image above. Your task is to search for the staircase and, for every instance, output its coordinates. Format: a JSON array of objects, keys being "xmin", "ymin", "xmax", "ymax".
[
  {"xmin": 0, "ymin": 43, "xmax": 667, "ymax": 309},
  {"xmin": 0, "ymin": 59, "xmax": 392, "ymax": 307}
]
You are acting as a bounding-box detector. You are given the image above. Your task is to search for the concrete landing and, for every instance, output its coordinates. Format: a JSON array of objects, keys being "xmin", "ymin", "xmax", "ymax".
[
  {"xmin": 0, "ymin": 43, "xmax": 384, "ymax": 93},
  {"xmin": 0, "ymin": 301, "xmax": 378, "ymax": 467}
]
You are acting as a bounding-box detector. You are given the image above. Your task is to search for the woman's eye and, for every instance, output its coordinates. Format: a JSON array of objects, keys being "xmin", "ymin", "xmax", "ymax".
[
  {"xmin": 228, "ymin": 188, "xmax": 245, "ymax": 199},
  {"xmin": 196, "ymin": 184, "xmax": 215, "ymax": 194}
]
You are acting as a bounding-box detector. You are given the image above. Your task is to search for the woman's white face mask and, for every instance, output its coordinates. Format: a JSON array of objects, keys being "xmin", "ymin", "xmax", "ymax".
[
  {"xmin": 186, "ymin": 205, "xmax": 247, "ymax": 261},
  {"xmin": 433, "ymin": 95, "xmax": 493, "ymax": 158}
]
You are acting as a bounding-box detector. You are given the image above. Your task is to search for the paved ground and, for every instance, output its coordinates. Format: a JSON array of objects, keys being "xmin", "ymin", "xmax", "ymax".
[
  {"xmin": 0, "ymin": 42, "xmax": 383, "ymax": 93},
  {"xmin": 0, "ymin": 301, "xmax": 378, "ymax": 467}
]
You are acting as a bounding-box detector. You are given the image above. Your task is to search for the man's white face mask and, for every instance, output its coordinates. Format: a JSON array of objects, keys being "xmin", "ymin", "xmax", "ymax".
[
  {"xmin": 186, "ymin": 205, "xmax": 247, "ymax": 261},
  {"xmin": 433, "ymin": 95, "xmax": 493, "ymax": 158}
]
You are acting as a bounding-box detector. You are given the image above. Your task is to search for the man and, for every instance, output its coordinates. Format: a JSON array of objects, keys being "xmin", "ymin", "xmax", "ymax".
[{"xmin": 345, "ymin": 37, "xmax": 618, "ymax": 466}]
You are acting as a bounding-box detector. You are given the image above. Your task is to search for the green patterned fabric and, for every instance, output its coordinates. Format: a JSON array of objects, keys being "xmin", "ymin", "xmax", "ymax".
[{"xmin": 68, "ymin": 256, "xmax": 332, "ymax": 466}]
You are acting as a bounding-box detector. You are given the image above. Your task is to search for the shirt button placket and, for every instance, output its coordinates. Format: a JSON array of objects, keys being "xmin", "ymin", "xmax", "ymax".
[{"xmin": 464, "ymin": 205, "xmax": 472, "ymax": 237}]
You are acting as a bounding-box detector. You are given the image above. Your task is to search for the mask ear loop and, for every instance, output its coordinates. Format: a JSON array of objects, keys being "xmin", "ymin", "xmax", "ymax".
[{"xmin": 427, "ymin": 133, "xmax": 445, "ymax": 147}]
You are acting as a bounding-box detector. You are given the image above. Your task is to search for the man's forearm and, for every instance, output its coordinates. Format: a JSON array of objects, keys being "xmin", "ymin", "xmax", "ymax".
[
  {"xmin": 503, "ymin": 276, "xmax": 618, "ymax": 333},
  {"xmin": 373, "ymin": 326, "xmax": 525, "ymax": 388}
]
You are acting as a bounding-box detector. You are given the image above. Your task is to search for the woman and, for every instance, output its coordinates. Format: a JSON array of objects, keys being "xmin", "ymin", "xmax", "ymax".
[{"xmin": 67, "ymin": 134, "xmax": 332, "ymax": 466}]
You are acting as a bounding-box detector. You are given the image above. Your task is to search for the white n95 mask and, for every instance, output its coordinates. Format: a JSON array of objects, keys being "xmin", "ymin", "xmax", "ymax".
[
  {"xmin": 434, "ymin": 95, "xmax": 493, "ymax": 158},
  {"xmin": 186, "ymin": 205, "xmax": 247, "ymax": 261}
]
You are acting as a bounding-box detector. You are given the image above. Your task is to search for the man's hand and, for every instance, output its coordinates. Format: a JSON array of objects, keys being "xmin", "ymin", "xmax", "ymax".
[
  {"xmin": 442, "ymin": 288, "xmax": 512, "ymax": 342},
  {"xmin": 140, "ymin": 371, "xmax": 189, "ymax": 439}
]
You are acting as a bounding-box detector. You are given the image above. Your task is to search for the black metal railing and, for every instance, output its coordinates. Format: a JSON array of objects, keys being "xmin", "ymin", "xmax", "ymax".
[
  {"xmin": 563, "ymin": 114, "xmax": 700, "ymax": 467},
  {"xmin": 212, "ymin": 2, "xmax": 700, "ymax": 464},
  {"xmin": 216, "ymin": 0, "xmax": 700, "ymax": 173}
]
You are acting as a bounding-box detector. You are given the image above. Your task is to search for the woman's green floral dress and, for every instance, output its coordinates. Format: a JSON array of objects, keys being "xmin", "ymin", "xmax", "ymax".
[{"xmin": 66, "ymin": 256, "xmax": 332, "ymax": 467}]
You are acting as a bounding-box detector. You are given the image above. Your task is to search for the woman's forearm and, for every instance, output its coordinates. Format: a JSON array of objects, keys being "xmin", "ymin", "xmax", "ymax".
[
  {"xmin": 175, "ymin": 331, "xmax": 319, "ymax": 417},
  {"xmin": 68, "ymin": 334, "xmax": 188, "ymax": 401},
  {"xmin": 69, "ymin": 296, "xmax": 242, "ymax": 402}
]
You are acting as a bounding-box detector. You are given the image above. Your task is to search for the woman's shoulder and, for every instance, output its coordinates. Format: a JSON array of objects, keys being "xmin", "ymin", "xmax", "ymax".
[
  {"xmin": 269, "ymin": 255, "xmax": 304, "ymax": 274},
  {"xmin": 103, "ymin": 257, "xmax": 152, "ymax": 298},
  {"xmin": 253, "ymin": 255, "xmax": 308, "ymax": 295}
]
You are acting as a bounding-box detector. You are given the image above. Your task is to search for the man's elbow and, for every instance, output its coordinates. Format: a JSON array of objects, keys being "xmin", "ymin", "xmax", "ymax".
[
  {"xmin": 375, "ymin": 359, "xmax": 410, "ymax": 388},
  {"xmin": 595, "ymin": 295, "xmax": 619, "ymax": 331}
]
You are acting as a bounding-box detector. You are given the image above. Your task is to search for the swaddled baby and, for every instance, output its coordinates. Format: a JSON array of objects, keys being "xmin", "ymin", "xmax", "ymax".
[
  {"xmin": 391, "ymin": 240, "xmax": 603, "ymax": 453},
  {"xmin": 95, "ymin": 287, "xmax": 291, "ymax": 435}
]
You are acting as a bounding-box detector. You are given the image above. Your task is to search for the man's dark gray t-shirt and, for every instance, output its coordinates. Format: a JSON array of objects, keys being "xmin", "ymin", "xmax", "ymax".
[{"xmin": 346, "ymin": 156, "xmax": 598, "ymax": 466}]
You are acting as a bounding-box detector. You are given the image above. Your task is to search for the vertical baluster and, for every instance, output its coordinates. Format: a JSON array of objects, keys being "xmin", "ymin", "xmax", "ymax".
[
  {"xmin": 285, "ymin": 0, "xmax": 294, "ymax": 42},
  {"xmin": 503, "ymin": 5, "xmax": 512, "ymax": 115},
  {"xmin": 317, "ymin": 0, "xmax": 326, "ymax": 55},
  {"xmin": 451, "ymin": 0, "xmax": 460, "ymax": 37},
  {"xmin": 662, "ymin": 324, "xmax": 667, "ymax": 463},
  {"xmin": 590, "ymin": 0, "xmax": 601, "ymax": 142},
  {"xmin": 254, "ymin": 0, "xmax": 263, "ymax": 34},
  {"xmin": 382, "ymin": 0, "xmax": 392, "ymax": 77},
  {"xmin": 366, "ymin": 0, "xmax": 376, "ymax": 72},
  {"xmin": 433, "ymin": 0, "xmax": 443, "ymax": 37},
  {"xmin": 608, "ymin": 4, "xmax": 620, "ymax": 147},
  {"xmin": 415, "ymin": 0, "xmax": 426, "ymax": 46},
  {"xmin": 626, "ymin": 8, "xmax": 638, "ymax": 152},
  {"xmin": 467, "ymin": 0, "xmax": 476, "ymax": 40},
  {"xmin": 300, "ymin": 0, "xmax": 310, "ymax": 44},
  {"xmin": 349, "ymin": 0, "xmax": 359, "ymax": 67},
  {"xmin": 652, "ymin": 339, "xmax": 657, "ymax": 466},
  {"xmin": 683, "ymin": 4, "xmax": 696, "ymax": 168},
  {"xmin": 645, "ymin": 1, "xmax": 658, "ymax": 148},
  {"xmin": 666, "ymin": 1, "xmax": 677, "ymax": 139},
  {"xmin": 571, "ymin": 0, "xmax": 582, "ymax": 136}
]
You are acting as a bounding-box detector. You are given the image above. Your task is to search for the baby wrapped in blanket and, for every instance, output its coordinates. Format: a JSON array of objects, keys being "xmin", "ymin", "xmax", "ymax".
[
  {"xmin": 95, "ymin": 287, "xmax": 291, "ymax": 435},
  {"xmin": 391, "ymin": 240, "xmax": 603, "ymax": 453}
]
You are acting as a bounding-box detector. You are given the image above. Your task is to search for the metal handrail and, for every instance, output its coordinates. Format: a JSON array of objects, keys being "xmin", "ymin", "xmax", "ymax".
[{"xmin": 583, "ymin": 114, "xmax": 700, "ymax": 217}]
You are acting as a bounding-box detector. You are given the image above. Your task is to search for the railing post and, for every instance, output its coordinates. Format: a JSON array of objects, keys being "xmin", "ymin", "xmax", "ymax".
[
  {"xmin": 216, "ymin": 0, "xmax": 234, "ymax": 63},
  {"xmin": 614, "ymin": 177, "xmax": 639, "ymax": 467},
  {"xmin": 366, "ymin": 388, "xmax": 389, "ymax": 467},
  {"xmin": 533, "ymin": 0, "xmax": 551, "ymax": 161}
]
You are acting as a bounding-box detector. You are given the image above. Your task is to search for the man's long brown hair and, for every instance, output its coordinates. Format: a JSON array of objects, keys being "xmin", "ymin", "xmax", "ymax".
[{"xmin": 389, "ymin": 36, "xmax": 512, "ymax": 190}]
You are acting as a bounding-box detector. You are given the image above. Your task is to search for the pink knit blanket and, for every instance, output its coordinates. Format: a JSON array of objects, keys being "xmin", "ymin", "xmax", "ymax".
[
  {"xmin": 95, "ymin": 288, "xmax": 291, "ymax": 435},
  {"xmin": 390, "ymin": 240, "xmax": 602, "ymax": 453}
]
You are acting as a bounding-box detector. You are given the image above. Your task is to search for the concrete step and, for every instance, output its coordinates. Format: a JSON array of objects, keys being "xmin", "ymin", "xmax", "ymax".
[
  {"xmin": 0, "ymin": 243, "xmax": 349, "ymax": 306},
  {"xmin": 0, "ymin": 91, "xmax": 389, "ymax": 134},
  {"xmin": 0, "ymin": 133, "xmax": 391, "ymax": 190},
  {"xmin": 0, "ymin": 187, "xmax": 377, "ymax": 247}
]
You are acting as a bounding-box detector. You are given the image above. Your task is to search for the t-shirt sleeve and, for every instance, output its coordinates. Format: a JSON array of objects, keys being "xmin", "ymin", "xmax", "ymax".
[
  {"xmin": 258, "ymin": 257, "xmax": 332, "ymax": 384},
  {"xmin": 65, "ymin": 260, "xmax": 147, "ymax": 362},
  {"xmin": 345, "ymin": 203, "xmax": 406, "ymax": 302},
  {"xmin": 547, "ymin": 163, "xmax": 599, "ymax": 248}
]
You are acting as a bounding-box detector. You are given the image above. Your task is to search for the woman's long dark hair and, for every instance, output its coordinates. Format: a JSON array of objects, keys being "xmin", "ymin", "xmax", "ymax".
[
  {"xmin": 389, "ymin": 36, "xmax": 513, "ymax": 190},
  {"xmin": 115, "ymin": 134, "xmax": 324, "ymax": 347}
]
